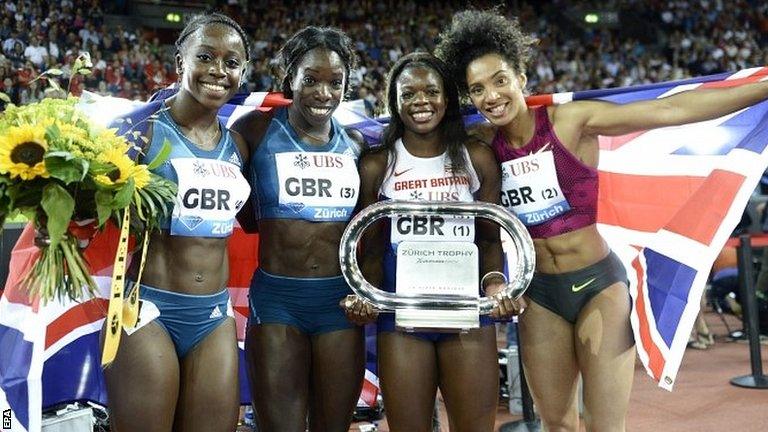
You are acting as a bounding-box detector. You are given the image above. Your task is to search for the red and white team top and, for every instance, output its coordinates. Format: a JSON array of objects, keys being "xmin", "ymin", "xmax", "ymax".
[{"xmin": 380, "ymin": 139, "xmax": 480, "ymax": 244}]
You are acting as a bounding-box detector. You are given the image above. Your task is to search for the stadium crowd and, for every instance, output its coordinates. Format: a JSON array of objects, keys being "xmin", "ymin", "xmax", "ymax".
[{"xmin": 1, "ymin": 0, "xmax": 766, "ymax": 114}]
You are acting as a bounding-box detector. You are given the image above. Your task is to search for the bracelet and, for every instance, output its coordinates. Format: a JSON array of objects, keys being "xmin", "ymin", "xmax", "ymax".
[{"xmin": 481, "ymin": 271, "xmax": 508, "ymax": 295}]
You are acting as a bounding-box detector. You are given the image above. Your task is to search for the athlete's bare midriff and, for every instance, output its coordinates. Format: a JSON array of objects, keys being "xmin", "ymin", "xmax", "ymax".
[
  {"xmin": 532, "ymin": 224, "xmax": 610, "ymax": 274},
  {"xmin": 258, "ymin": 218, "xmax": 346, "ymax": 278},
  {"xmin": 129, "ymin": 231, "xmax": 230, "ymax": 295}
]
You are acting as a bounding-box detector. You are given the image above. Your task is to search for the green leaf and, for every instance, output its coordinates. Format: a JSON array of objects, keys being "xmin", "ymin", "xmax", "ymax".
[
  {"xmin": 111, "ymin": 178, "xmax": 135, "ymax": 209},
  {"xmin": 95, "ymin": 189, "xmax": 113, "ymax": 227},
  {"xmin": 48, "ymin": 79, "xmax": 61, "ymax": 92},
  {"xmin": 45, "ymin": 123, "xmax": 61, "ymax": 142},
  {"xmin": 87, "ymin": 160, "xmax": 114, "ymax": 176},
  {"xmin": 41, "ymin": 183, "xmax": 75, "ymax": 248},
  {"xmin": 145, "ymin": 138, "xmax": 171, "ymax": 170},
  {"xmin": 77, "ymin": 68, "xmax": 92, "ymax": 76},
  {"xmin": 8, "ymin": 180, "xmax": 44, "ymax": 208},
  {"xmin": 143, "ymin": 187, "xmax": 171, "ymax": 220},
  {"xmin": 132, "ymin": 190, "xmax": 145, "ymax": 221},
  {"xmin": 45, "ymin": 68, "xmax": 64, "ymax": 76},
  {"xmin": 45, "ymin": 152, "xmax": 89, "ymax": 184},
  {"xmin": 0, "ymin": 92, "xmax": 10, "ymax": 103}
]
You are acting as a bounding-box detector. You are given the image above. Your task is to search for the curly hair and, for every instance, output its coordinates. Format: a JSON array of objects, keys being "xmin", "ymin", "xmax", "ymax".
[
  {"xmin": 435, "ymin": 9, "xmax": 537, "ymax": 92},
  {"xmin": 175, "ymin": 13, "xmax": 251, "ymax": 61},
  {"xmin": 276, "ymin": 26, "xmax": 359, "ymax": 99},
  {"xmin": 380, "ymin": 52, "xmax": 468, "ymax": 178}
]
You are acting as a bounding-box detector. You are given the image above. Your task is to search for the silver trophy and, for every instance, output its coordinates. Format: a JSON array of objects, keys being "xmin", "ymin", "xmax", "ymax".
[{"xmin": 339, "ymin": 200, "xmax": 535, "ymax": 331}]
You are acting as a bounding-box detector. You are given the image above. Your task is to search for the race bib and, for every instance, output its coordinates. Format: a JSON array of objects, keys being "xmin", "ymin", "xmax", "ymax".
[
  {"xmin": 170, "ymin": 158, "xmax": 251, "ymax": 237},
  {"xmin": 275, "ymin": 152, "xmax": 359, "ymax": 221},
  {"xmin": 500, "ymin": 150, "xmax": 571, "ymax": 226},
  {"xmin": 391, "ymin": 214, "xmax": 474, "ymax": 244}
]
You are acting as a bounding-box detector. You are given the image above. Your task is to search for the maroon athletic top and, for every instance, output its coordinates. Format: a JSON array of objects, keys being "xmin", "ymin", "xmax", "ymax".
[{"xmin": 492, "ymin": 106, "xmax": 598, "ymax": 239}]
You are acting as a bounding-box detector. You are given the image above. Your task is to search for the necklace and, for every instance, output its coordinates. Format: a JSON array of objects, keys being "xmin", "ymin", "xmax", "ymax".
[
  {"xmin": 189, "ymin": 124, "xmax": 220, "ymax": 150},
  {"xmin": 289, "ymin": 117, "xmax": 330, "ymax": 144},
  {"xmin": 165, "ymin": 112, "xmax": 220, "ymax": 150}
]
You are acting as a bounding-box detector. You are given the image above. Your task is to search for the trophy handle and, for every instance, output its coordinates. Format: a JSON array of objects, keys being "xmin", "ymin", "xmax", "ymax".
[{"xmin": 339, "ymin": 200, "xmax": 535, "ymax": 314}]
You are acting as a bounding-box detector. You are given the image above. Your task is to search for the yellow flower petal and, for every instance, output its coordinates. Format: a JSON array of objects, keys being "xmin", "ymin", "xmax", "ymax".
[{"xmin": 0, "ymin": 124, "xmax": 49, "ymax": 180}]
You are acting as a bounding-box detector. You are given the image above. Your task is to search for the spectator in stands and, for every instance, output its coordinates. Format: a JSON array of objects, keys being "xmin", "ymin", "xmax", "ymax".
[
  {"xmin": 2, "ymin": 29, "xmax": 22, "ymax": 56},
  {"xmin": 44, "ymin": 31, "xmax": 60, "ymax": 63},
  {"xmin": 18, "ymin": 79, "xmax": 42, "ymax": 104},
  {"xmin": 23, "ymin": 36, "xmax": 48, "ymax": 68},
  {"xmin": 1, "ymin": 0, "xmax": 766, "ymax": 115}
]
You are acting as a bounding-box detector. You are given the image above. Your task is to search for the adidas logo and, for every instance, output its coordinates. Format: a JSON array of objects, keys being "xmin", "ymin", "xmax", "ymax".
[
  {"xmin": 209, "ymin": 306, "xmax": 223, "ymax": 319},
  {"xmin": 228, "ymin": 152, "xmax": 241, "ymax": 167}
]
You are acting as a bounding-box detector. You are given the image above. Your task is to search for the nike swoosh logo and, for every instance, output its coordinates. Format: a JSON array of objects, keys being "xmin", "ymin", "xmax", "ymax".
[
  {"xmin": 571, "ymin": 277, "xmax": 596, "ymax": 293},
  {"xmin": 394, "ymin": 168, "xmax": 413, "ymax": 177}
]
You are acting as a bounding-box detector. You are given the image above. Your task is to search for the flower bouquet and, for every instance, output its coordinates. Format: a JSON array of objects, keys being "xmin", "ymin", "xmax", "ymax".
[{"xmin": 0, "ymin": 55, "xmax": 177, "ymax": 303}]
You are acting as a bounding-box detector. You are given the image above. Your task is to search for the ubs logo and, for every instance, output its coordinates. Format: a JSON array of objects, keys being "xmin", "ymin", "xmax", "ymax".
[
  {"xmin": 193, "ymin": 161, "xmax": 210, "ymax": 177},
  {"xmin": 293, "ymin": 154, "xmax": 310, "ymax": 169}
]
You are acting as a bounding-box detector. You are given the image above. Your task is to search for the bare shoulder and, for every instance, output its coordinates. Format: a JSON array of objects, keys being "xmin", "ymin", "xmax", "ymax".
[
  {"xmin": 345, "ymin": 127, "xmax": 367, "ymax": 149},
  {"xmin": 464, "ymin": 137, "xmax": 497, "ymax": 166},
  {"xmin": 359, "ymin": 146, "xmax": 389, "ymax": 177},
  {"xmin": 467, "ymin": 121, "xmax": 497, "ymax": 145},
  {"xmin": 230, "ymin": 109, "xmax": 273, "ymax": 150}
]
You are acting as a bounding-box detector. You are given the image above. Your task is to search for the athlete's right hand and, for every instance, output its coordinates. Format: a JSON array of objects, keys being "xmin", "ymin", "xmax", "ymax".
[{"xmin": 340, "ymin": 294, "xmax": 379, "ymax": 326}]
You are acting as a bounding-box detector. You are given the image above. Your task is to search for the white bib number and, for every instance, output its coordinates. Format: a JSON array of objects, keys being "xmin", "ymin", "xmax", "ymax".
[
  {"xmin": 171, "ymin": 158, "xmax": 250, "ymax": 237},
  {"xmin": 500, "ymin": 150, "xmax": 570, "ymax": 226},
  {"xmin": 275, "ymin": 152, "xmax": 359, "ymax": 221},
  {"xmin": 391, "ymin": 215, "xmax": 474, "ymax": 244}
]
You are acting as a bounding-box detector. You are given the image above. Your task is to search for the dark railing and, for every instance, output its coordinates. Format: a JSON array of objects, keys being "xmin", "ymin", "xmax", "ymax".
[{"xmin": 730, "ymin": 234, "xmax": 768, "ymax": 389}]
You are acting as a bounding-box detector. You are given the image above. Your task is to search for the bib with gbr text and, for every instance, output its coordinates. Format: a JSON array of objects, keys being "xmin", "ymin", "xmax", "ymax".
[
  {"xmin": 170, "ymin": 158, "xmax": 251, "ymax": 237},
  {"xmin": 380, "ymin": 141, "xmax": 480, "ymax": 244},
  {"xmin": 275, "ymin": 152, "xmax": 359, "ymax": 221},
  {"xmin": 500, "ymin": 150, "xmax": 571, "ymax": 226}
]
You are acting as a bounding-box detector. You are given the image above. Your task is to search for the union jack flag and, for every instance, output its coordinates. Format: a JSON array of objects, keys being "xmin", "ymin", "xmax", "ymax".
[{"xmin": 544, "ymin": 67, "xmax": 768, "ymax": 389}]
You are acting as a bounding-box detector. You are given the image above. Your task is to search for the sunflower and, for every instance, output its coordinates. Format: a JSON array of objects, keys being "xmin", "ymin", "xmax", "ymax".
[
  {"xmin": 0, "ymin": 124, "xmax": 50, "ymax": 180},
  {"xmin": 94, "ymin": 147, "xmax": 149, "ymax": 189},
  {"xmin": 129, "ymin": 164, "xmax": 151, "ymax": 190}
]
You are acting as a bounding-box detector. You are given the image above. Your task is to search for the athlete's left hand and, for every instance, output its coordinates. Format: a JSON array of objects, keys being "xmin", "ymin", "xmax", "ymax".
[
  {"xmin": 340, "ymin": 294, "xmax": 379, "ymax": 326},
  {"xmin": 486, "ymin": 283, "xmax": 526, "ymax": 319}
]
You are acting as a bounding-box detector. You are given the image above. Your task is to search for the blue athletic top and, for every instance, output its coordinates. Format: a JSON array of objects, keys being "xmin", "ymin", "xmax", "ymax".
[
  {"xmin": 248, "ymin": 108, "xmax": 361, "ymax": 222},
  {"xmin": 145, "ymin": 107, "xmax": 250, "ymax": 237}
]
